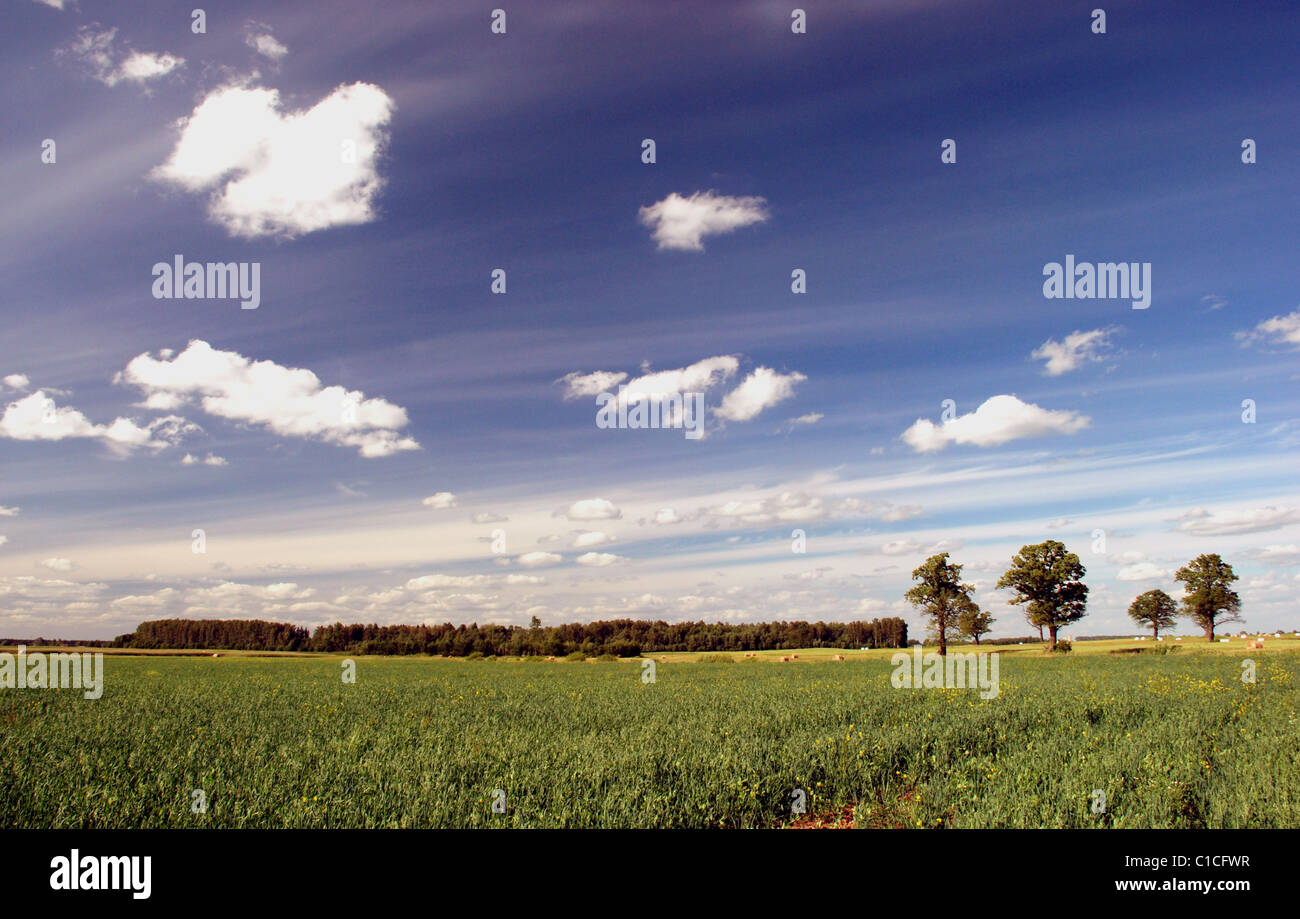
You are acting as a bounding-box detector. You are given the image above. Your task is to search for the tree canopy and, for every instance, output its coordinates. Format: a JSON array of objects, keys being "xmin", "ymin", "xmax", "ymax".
[
  {"xmin": 1174, "ymin": 554, "xmax": 1242, "ymax": 640},
  {"xmin": 996, "ymin": 540, "xmax": 1088, "ymax": 651}
]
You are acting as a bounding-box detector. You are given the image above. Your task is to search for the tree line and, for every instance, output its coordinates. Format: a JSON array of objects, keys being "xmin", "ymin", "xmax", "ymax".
[
  {"xmin": 904, "ymin": 542, "xmax": 1244, "ymax": 654},
  {"xmin": 114, "ymin": 616, "xmax": 909, "ymax": 656}
]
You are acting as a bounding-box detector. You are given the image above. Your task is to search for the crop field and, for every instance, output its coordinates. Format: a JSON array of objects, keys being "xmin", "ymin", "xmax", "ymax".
[{"xmin": 2, "ymin": 641, "xmax": 1297, "ymax": 829}]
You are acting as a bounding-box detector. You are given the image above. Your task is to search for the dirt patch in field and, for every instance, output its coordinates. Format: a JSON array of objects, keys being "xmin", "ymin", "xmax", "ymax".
[{"xmin": 788, "ymin": 802, "xmax": 858, "ymax": 829}]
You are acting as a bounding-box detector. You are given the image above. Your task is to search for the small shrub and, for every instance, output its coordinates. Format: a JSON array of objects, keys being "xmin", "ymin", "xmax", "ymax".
[
  {"xmin": 1049, "ymin": 640, "xmax": 1072, "ymax": 654},
  {"xmin": 564, "ymin": 651, "xmax": 587, "ymax": 662},
  {"xmin": 697, "ymin": 654, "xmax": 735, "ymax": 664},
  {"xmin": 465, "ymin": 651, "xmax": 484, "ymax": 661}
]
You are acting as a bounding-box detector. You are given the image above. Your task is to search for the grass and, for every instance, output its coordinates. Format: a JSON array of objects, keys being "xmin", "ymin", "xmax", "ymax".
[{"xmin": 2, "ymin": 640, "xmax": 1296, "ymax": 828}]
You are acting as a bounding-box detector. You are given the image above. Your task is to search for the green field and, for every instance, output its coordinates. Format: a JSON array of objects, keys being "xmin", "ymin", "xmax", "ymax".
[{"xmin": 2, "ymin": 641, "xmax": 1297, "ymax": 828}]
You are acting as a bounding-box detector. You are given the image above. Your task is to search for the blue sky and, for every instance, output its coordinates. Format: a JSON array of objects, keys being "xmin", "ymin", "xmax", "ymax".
[{"xmin": 2, "ymin": 0, "xmax": 1298, "ymax": 639}]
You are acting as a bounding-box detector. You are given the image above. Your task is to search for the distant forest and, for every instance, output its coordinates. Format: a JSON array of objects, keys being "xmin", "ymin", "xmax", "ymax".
[{"xmin": 110, "ymin": 617, "xmax": 909, "ymax": 656}]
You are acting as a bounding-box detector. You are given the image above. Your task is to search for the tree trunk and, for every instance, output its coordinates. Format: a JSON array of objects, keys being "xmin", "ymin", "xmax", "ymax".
[
  {"xmin": 1037, "ymin": 624, "xmax": 1044, "ymax": 641},
  {"xmin": 938, "ymin": 627, "xmax": 947, "ymax": 657},
  {"xmin": 1048, "ymin": 625, "xmax": 1058, "ymax": 651}
]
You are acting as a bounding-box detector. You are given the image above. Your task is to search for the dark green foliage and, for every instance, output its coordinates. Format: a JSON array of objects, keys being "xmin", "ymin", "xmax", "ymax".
[
  {"xmin": 115, "ymin": 616, "xmax": 908, "ymax": 656},
  {"xmin": 1174, "ymin": 554, "xmax": 1242, "ymax": 641},
  {"xmin": 996, "ymin": 541, "xmax": 1088, "ymax": 651},
  {"xmin": 1127, "ymin": 589, "xmax": 1178, "ymax": 639}
]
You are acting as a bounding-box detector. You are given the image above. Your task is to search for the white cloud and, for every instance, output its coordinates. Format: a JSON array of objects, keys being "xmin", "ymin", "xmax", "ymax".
[
  {"xmin": 1252, "ymin": 545, "xmax": 1300, "ymax": 566},
  {"xmin": 406, "ymin": 574, "xmax": 492, "ymax": 590},
  {"xmin": 34, "ymin": 1, "xmax": 69, "ymax": 9},
  {"xmin": 0, "ymin": 391, "xmax": 188, "ymax": 453},
  {"xmin": 576, "ymin": 552, "xmax": 626, "ymax": 567},
  {"xmin": 901, "ymin": 394, "xmax": 1090, "ymax": 452},
  {"xmin": 119, "ymin": 340, "xmax": 418, "ymax": 458},
  {"xmin": 559, "ymin": 498, "xmax": 622, "ymax": 521},
  {"xmin": 561, "ymin": 356, "xmax": 738, "ymax": 401},
  {"xmin": 117, "ymin": 51, "xmax": 185, "ymax": 83},
  {"xmin": 1031, "ymin": 328, "xmax": 1115, "ymax": 376},
  {"xmin": 3, "ymin": 374, "xmax": 30, "ymax": 390},
  {"xmin": 39, "ymin": 558, "xmax": 74, "ymax": 572},
  {"xmin": 1046, "ymin": 517, "xmax": 1072, "ymax": 529},
  {"xmin": 880, "ymin": 540, "xmax": 921, "ymax": 556},
  {"xmin": 1174, "ymin": 506, "xmax": 1300, "ymax": 536},
  {"xmin": 572, "ymin": 531, "xmax": 616, "ymax": 548},
  {"xmin": 877, "ymin": 504, "xmax": 924, "ymax": 523},
  {"xmin": 244, "ymin": 24, "xmax": 288, "ymax": 60},
  {"xmin": 1116, "ymin": 562, "xmax": 1168, "ymax": 582},
  {"xmin": 878, "ymin": 538, "xmax": 961, "ymax": 558},
  {"xmin": 505, "ymin": 574, "xmax": 546, "ymax": 586},
  {"xmin": 652, "ymin": 508, "xmax": 681, "ymax": 525},
  {"xmin": 0, "ymin": 507, "xmax": 19, "ymax": 517},
  {"xmin": 60, "ymin": 26, "xmax": 183, "ymax": 87},
  {"xmin": 152, "ymin": 81, "xmax": 394, "ymax": 238},
  {"xmin": 638, "ymin": 190, "xmax": 769, "ymax": 251},
  {"xmin": 715, "ymin": 368, "xmax": 806, "ymax": 422},
  {"xmin": 517, "ymin": 552, "xmax": 563, "ymax": 568},
  {"xmin": 1237, "ymin": 308, "xmax": 1300, "ymax": 348},
  {"xmin": 703, "ymin": 492, "xmax": 825, "ymax": 526},
  {"xmin": 784, "ymin": 412, "xmax": 823, "ymax": 430},
  {"xmin": 470, "ymin": 512, "xmax": 509, "ymax": 524},
  {"xmin": 422, "ymin": 492, "xmax": 458, "ymax": 509},
  {"xmin": 557, "ymin": 370, "xmax": 629, "ymax": 399},
  {"xmin": 182, "ymin": 453, "xmax": 227, "ymax": 467}
]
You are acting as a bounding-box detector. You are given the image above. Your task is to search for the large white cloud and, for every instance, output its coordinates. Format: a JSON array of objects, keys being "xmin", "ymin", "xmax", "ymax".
[
  {"xmin": 638, "ymin": 190, "xmax": 769, "ymax": 251},
  {"xmin": 1031, "ymin": 328, "xmax": 1115, "ymax": 376},
  {"xmin": 901, "ymin": 394, "xmax": 1090, "ymax": 452},
  {"xmin": 118, "ymin": 340, "xmax": 418, "ymax": 458},
  {"xmin": 152, "ymin": 81, "xmax": 394, "ymax": 238}
]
